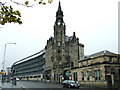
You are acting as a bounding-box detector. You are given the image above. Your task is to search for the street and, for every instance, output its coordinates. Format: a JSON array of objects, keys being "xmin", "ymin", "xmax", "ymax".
[
  {"xmin": 17, "ymin": 80, "xmax": 62, "ymax": 88},
  {"xmin": 0, "ymin": 79, "xmax": 119, "ymax": 90},
  {"xmin": 17, "ymin": 80, "xmax": 116, "ymax": 90},
  {"xmin": 17, "ymin": 80, "xmax": 91, "ymax": 89}
]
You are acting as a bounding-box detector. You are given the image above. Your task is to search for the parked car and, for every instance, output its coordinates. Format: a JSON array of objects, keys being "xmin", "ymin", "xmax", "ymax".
[
  {"xmin": 10, "ymin": 77, "xmax": 13, "ymax": 80},
  {"xmin": 16, "ymin": 78, "xmax": 20, "ymax": 81},
  {"xmin": 45, "ymin": 80, "xmax": 50, "ymax": 82},
  {"xmin": 62, "ymin": 80, "xmax": 80, "ymax": 88}
]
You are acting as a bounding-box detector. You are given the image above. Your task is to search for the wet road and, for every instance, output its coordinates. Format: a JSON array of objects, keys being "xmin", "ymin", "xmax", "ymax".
[
  {"xmin": 17, "ymin": 81, "xmax": 117, "ymax": 90},
  {"xmin": 17, "ymin": 80, "xmax": 88, "ymax": 89},
  {"xmin": 17, "ymin": 80, "xmax": 62, "ymax": 88}
]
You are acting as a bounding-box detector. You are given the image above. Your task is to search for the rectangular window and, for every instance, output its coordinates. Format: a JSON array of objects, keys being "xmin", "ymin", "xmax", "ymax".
[
  {"xmin": 43, "ymin": 65, "xmax": 45, "ymax": 68},
  {"xmin": 95, "ymin": 71, "xmax": 97, "ymax": 80},
  {"xmin": 109, "ymin": 57, "xmax": 113, "ymax": 63},
  {"xmin": 80, "ymin": 47, "xmax": 83, "ymax": 52},
  {"xmin": 74, "ymin": 44, "xmax": 77, "ymax": 50},
  {"xmin": 118, "ymin": 58, "xmax": 120, "ymax": 63},
  {"xmin": 98, "ymin": 70, "xmax": 101, "ymax": 80},
  {"xmin": 73, "ymin": 72, "xmax": 78, "ymax": 81},
  {"xmin": 71, "ymin": 62, "xmax": 73, "ymax": 68},
  {"xmin": 38, "ymin": 75, "xmax": 41, "ymax": 78},
  {"xmin": 119, "ymin": 69, "xmax": 120, "ymax": 79},
  {"xmin": 34, "ymin": 76, "xmax": 37, "ymax": 78},
  {"xmin": 43, "ymin": 54, "xmax": 45, "ymax": 58},
  {"xmin": 58, "ymin": 42, "xmax": 60, "ymax": 46},
  {"xmin": 86, "ymin": 61, "xmax": 88, "ymax": 66},
  {"xmin": 80, "ymin": 53, "xmax": 83, "ymax": 60},
  {"xmin": 82, "ymin": 72, "xmax": 84, "ymax": 81},
  {"xmin": 81, "ymin": 61, "xmax": 83, "ymax": 67},
  {"xmin": 87, "ymin": 71, "xmax": 89, "ymax": 81},
  {"xmin": 65, "ymin": 52, "xmax": 68, "ymax": 55}
]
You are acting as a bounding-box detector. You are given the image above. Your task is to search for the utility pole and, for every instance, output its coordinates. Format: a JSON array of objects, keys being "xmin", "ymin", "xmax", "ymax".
[
  {"xmin": 2, "ymin": 43, "xmax": 16, "ymax": 71},
  {"xmin": 1, "ymin": 43, "xmax": 16, "ymax": 83}
]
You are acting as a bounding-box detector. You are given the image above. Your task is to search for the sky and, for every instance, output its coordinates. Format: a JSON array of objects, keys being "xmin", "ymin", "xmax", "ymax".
[{"xmin": 0, "ymin": 0, "xmax": 119, "ymax": 71}]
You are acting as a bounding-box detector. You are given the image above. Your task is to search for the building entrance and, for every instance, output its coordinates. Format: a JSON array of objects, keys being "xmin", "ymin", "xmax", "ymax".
[
  {"xmin": 63, "ymin": 70, "xmax": 70, "ymax": 80},
  {"xmin": 44, "ymin": 69, "xmax": 51, "ymax": 80}
]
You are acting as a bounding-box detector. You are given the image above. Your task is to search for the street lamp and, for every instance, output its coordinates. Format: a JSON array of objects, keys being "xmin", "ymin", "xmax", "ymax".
[{"xmin": 2, "ymin": 43, "xmax": 16, "ymax": 71}]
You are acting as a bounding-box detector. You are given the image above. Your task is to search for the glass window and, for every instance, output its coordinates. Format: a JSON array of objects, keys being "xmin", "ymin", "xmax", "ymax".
[
  {"xmin": 74, "ymin": 44, "xmax": 77, "ymax": 50},
  {"xmin": 80, "ymin": 53, "xmax": 83, "ymax": 59},
  {"xmin": 119, "ymin": 69, "xmax": 120, "ymax": 79},
  {"xmin": 81, "ymin": 61, "xmax": 83, "ymax": 67},
  {"xmin": 58, "ymin": 42, "xmax": 60, "ymax": 46},
  {"xmin": 80, "ymin": 47, "xmax": 83, "ymax": 51},
  {"xmin": 70, "ymin": 61, "xmax": 73, "ymax": 68},
  {"xmin": 82, "ymin": 72, "xmax": 84, "ymax": 81},
  {"xmin": 73, "ymin": 72, "xmax": 78, "ymax": 81},
  {"xmin": 109, "ymin": 57, "xmax": 113, "ymax": 63},
  {"xmin": 87, "ymin": 71, "xmax": 89, "ymax": 81},
  {"xmin": 98, "ymin": 70, "xmax": 101, "ymax": 80},
  {"xmin": 86, "ymin": 61, "xmax": 88, "ymax": 66},
  {"xmin": 118, "ymin": 58, "xmax": 120, "ymax": 63},
  {"xmin": 95, "ymin": 71, "xmax": 97, "ymax": 80},
  {"xmin": 65, "ymin": 52, "xmax": 68, "ymax": 55},
  {"xmin": 43, "ymin": 54, "xmax": 45, "ymax": 58}
]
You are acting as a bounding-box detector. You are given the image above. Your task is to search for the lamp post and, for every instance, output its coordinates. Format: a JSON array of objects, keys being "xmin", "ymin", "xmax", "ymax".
[
  {"xmin": 2, "ymin": 43, "xmax": 16, "ymax": 72},
  {"xmin": 1, "ymin": 43, "xmax": 16, "ymax": 83}
]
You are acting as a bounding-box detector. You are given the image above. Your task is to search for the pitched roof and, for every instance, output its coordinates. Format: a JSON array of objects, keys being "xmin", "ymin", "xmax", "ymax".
[{"xmin": 85, "ymin": 50, "xmax": 115, "ymax": 58}]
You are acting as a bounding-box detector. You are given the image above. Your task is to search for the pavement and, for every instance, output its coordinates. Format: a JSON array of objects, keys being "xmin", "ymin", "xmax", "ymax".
[{"xmin": 0, "ymin": 79, "xmax": 24, "ymax": 89}]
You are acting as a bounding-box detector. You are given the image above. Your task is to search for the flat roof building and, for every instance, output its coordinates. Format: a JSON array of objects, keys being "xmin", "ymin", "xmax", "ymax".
[{"xmin": 11, "ymin": 49, "xmax": 45, "ymax": 81}]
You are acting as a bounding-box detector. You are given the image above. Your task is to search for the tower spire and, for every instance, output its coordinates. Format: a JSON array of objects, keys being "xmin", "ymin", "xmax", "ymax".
[
  {"xmin": 58, "ymin": 1, "xmax": 62, "ymax": 12},
  {"xmin": 54, "ymin": 1, "xmax": 65, "ymax": 26},
  {"xmin": 56, "ymin": 1, "xmax": 63, "ymax": 17}
]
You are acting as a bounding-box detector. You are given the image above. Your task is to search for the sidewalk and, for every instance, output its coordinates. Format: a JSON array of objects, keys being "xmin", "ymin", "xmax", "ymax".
[{"xmin": 0, "ymin": 80, "xmax": 23, "ymax": 89}]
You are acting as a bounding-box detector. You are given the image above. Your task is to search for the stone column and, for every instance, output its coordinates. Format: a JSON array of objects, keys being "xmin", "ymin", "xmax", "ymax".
[{"xmin": 111, "ymin": 74, "xmax": 114, "ymax": 86}]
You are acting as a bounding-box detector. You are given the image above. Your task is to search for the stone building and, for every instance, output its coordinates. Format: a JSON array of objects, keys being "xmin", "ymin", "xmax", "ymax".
[
  {"xmin": 44, "ymin": 2, "xmax": 84, "ymax": 82},
  {"xmin": 71, "ymin": 50, "xmax": 120, "ymax": 88}
]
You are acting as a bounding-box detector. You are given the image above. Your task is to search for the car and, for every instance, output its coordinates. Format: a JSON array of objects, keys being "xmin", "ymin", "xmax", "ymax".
[
  {"xmin": 16, "ymin": 78, "xmax": 20, "ymax": 81},
  {"xmin": 45, "ymin": 80, "xmax": 50, "ymax": 82},
  {"xmin": 62, "ymin": 80, "xmax": 80, "ymax": 88},
  {"xmin": 10, "ymin": 77, "xmax": 13, "ymax": 80}
]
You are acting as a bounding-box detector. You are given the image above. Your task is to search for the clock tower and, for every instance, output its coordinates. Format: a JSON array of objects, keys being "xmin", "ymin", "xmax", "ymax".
[
  {"xmin": 44, "ymin": 1, "xmax": 84, "ymax": 83},
  {"xmin": 54, "ymin": 1, "xmax": 66, "ymax": 43},
  {"xmin": 53, "ymin": 1, "xmax": 66, "ymax": 62},
  {"xmin": 53, "ymin": 1, "xmax": 67, "ymax": 82}
]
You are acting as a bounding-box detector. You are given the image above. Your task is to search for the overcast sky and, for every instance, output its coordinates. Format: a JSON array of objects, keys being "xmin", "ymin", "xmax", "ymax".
[{"xmin": 0, "ymin": 0, "xmax": 119, "ymax": 71}]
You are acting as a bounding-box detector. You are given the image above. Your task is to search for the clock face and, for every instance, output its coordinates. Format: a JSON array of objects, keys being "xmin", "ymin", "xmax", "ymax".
[{"xmin": 57, "ymin": 21, "xmax": 61, "ymax": 25}]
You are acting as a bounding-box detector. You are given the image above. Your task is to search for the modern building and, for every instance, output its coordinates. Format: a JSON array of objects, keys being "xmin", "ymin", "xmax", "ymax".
[
  {"xmin": 11, "ymin": 49, "xmax": 45, "ymax": 81},
  {"xmin": 71, "ymin": 50, "xmax": 120, "ymax": 88},
  {"xmin": 44, "ymin": 1, "xmax": 84, "ymax": 82}
]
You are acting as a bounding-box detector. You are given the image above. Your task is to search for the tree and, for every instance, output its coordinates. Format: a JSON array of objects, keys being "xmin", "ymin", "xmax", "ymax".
[{"xmin": 0, "ymin": 0, "xmax": 53, "ymax": 25}]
